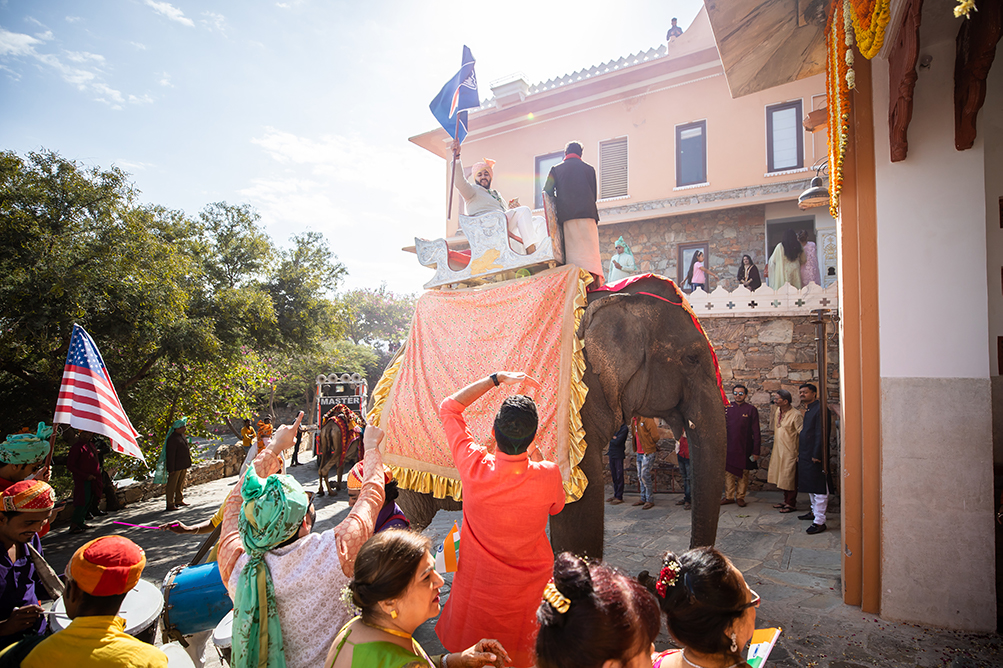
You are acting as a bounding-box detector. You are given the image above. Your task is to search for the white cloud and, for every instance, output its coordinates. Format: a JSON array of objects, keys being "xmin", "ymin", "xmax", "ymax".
[
  {"xmin": 0, "ymin": 26, "xmax": 148, "ymax": 108},
  {"xmin": 242, "ymin": 128, "xmax": 443, "ymax": 292},
  {"xmin": 0, "ymin": 27, "xmax": 41, "ymax": 57},
  {"xmin": 34, "ymin": 30, "xmax": 53, "ymax": 41},
  {"xmin": 115, "ymin": 159, "xmax": 156, "ymax": 172},
  {"xmin": 66, "ymin": 51, "xmax": 105, "ymax": 64},
  {"xmin": 64, "ymin": 16, "xmax": 83, "ymax": 23},
  {"xmin": 144, "ymin": 1, "xmax": 195, "ymax": 27},
  {"xmin": 158, "ymin": 72, "xmax": 173, "ymax": 87},
  {"xmin": 200, "ymin": 12, "xmax": 226, "ymax": 33},
  {"xmin": 130, "ymin": 41, "xmax": 147, "ymax": 50},
  {"xmin": 24, "ymin": 17, "xmax": 46, "ymax": 29}
]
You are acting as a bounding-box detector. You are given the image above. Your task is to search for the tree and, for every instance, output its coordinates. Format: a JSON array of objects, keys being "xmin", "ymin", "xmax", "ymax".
[
  {"xmin": 265, "ymin": 231, "xmax": 349, "ymax": 350},
  {"xmin": 340, "ymin": 284, "xmax": 416, "ymax": 352},
  {"xmin": 0, "ymin": 150, "xmax": 351, "ymax": 462}
]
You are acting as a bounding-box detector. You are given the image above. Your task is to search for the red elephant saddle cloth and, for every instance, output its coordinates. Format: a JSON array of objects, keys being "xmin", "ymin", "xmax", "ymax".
[{"xmin": 369, "ymin": 264, "xmax": 591, "ymax": 503}]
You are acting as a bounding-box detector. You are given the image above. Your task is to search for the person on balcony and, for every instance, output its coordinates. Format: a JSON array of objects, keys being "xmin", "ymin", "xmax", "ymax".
[
  {"xmin": 797, "ymin": 230, "xmax": 821, "ymax": 286},
  {"xmin": 736, "ymin": 254, "xmax": 762, "ymax": 291},
  {"xmin": 767, "ymin": 229, "xmax": 805, "ymax": 290},
  {"xmin": 544, "ymin": 142, "xmax": 604, "ymax": 285},
  {"xmin": 450, "ymin": 139, "xmax": 547, "ymax": 255}
]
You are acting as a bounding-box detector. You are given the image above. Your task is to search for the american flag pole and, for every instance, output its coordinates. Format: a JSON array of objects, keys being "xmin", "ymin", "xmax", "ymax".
[{"xmin": 53, "ymin": 324, "xmax": 145, "ymax": 462}]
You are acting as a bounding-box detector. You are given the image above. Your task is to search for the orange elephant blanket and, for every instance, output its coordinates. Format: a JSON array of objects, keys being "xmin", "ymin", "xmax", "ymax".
[{"xmin": 368, "ymin": 264, "xmax": 591, "ymax": 502}]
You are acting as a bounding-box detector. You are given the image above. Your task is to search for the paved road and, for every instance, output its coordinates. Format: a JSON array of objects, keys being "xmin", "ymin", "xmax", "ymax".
[{"xmin": 40, "ymin": 455, "xmax": 1001, "ymax": 667}]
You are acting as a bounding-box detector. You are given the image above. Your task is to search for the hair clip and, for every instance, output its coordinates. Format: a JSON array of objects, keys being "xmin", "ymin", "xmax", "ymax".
[
  {"xmin": 543, "ymin": 582, "xmax": 570, "ymax": 614},
  {"xmin": 655, "ymin": 559, "xmax": 682, "ymax": 597}
]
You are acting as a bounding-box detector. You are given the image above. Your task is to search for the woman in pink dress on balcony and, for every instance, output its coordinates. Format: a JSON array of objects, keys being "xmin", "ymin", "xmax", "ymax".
[{"xmin": 797, "ymin": 230, "xmax": 821, "ymax": 287}]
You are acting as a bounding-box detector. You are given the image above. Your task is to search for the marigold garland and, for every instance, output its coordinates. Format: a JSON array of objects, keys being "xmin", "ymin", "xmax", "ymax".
[
  {"xmin": 849, "ymin": 0, "xmax": 891, "ymax": 58},
  {"xmin": 826, "ymin": 0, "xmax": 852, "ymax": 218}
]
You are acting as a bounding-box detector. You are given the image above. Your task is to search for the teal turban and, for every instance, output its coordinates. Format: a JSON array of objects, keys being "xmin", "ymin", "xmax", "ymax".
[
  {"xmin": 232, "ymin": 471, "xmax": 309, "ymax": 668},
  {"xmin": 153, "ymin": 417, "xmax": 189, "ymax": 485},
  {"xmin": 614, "ymin": 235, "xmax": 634, "ymax": 258},
  {"xmin": 0, "ymin": 423, "xmax": 51, "ymax": 465}
]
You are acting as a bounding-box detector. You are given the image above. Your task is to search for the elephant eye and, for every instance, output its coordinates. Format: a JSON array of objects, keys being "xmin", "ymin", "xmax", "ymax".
[{"xmin": 685, "ymin": 353, "xmax": 701, "ymax": 365}]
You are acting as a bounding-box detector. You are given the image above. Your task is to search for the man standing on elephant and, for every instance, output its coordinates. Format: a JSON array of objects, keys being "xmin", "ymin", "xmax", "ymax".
[
  {"xmin": 797, "ymin": 383, "xmax": 830, "ymax": 534},
  {"xmin": 631, "ymin": 416, "xmax": 660, "ymax": 510},
  {"xmin": 544, "ymin": 141, "xmax": 604, "ymax": 284},
  {"xmin": 722, "ymin": 385, "xmax": 761, "ymax": 508},
  {"xmin": 435, "ymin": 371, "xmax": 565, "ymax": 668}
]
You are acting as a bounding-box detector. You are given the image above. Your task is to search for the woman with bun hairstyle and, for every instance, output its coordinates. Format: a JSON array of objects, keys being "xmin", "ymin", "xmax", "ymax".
[
  {"xmin": 535, "ymin": 552, "xmax": 660, "ymax": 668},
  {"xmin": 326, "ymin": 530, "xmax": 509, "ymax": 668},
  {"xmin": 650, "ymin": 547, "xmax": 760, "ymax": 668}
]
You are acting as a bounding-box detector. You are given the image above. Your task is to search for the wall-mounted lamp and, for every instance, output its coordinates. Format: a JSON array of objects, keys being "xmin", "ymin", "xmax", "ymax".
[{"xmin": 798, "ymin": 160, "xmax": 830, "ymax": 210}]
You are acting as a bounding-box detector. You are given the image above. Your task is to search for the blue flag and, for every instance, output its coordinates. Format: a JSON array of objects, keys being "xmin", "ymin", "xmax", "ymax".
[{"xmin": 429, "ymin": 45, "xmax": 479, "ymax": 143}]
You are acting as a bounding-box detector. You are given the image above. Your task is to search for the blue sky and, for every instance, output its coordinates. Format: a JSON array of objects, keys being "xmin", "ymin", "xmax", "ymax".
[{"xmin": 1, "ymin": 0, "xmax": 703, "ymax": 294}]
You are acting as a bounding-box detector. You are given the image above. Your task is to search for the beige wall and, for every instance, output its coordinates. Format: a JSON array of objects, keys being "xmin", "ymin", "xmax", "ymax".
[{"xmin": 871, "ymin": 26, "xmax": 996, "ymax": 630}]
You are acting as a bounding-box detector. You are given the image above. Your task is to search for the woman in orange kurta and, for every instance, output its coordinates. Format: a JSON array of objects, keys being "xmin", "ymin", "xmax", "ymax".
[{"xmin": 435, "ymin": 372, "xmax": 565, "ymax": 668}]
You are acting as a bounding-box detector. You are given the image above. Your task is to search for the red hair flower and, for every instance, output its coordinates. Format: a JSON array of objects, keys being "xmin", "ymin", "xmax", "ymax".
[{"xmin": 655, "ymin": 560, "xmax": 681, "ymax": 597}]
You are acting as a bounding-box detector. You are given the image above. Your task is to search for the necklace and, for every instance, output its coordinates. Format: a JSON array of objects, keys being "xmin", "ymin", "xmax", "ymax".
[
  {"xmin": 680, "ymin": 649, "xmax": 740, "ymax": 668},
  {"xmin": 361, "ymin": 620, "xmax": 411, "ymax": 640}
]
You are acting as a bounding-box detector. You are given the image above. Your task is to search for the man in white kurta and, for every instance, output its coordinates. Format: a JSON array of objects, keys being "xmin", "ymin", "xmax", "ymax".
[{"xmin": 607, "ymin": 235, "xmax": 638, "ymax": 283}]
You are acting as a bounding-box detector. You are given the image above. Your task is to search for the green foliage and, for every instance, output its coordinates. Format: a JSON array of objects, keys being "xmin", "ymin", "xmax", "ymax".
[
  {"xmin": 268, "ymin": 339, "xmax": 379, "ymax": 417},
  {"xmin": 340, "ymin": 284, "xmax": 416, "ymax": 352},
  {"xmin": 0, "ymin": 149, "xmax": 350, "ymax": 465}
]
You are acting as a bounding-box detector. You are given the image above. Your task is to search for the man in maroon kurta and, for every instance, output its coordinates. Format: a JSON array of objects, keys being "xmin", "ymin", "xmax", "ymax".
[
  {"xmin": 435, "ymin": 371, "xmax": 565, "ymax": 668},
  {"xmin": 722, "ymin": 384, "xmax": 761, "ymax": 507}
]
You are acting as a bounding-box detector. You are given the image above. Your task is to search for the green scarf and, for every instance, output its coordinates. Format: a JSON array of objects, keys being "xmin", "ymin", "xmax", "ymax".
[
  {"xmin": 232, "ymin": 470, "xmax": 309, "ymax": 668},
  {"xmin": 0, "ymin": 423, "xmax": 51, "ymax": 465},
  {"xmin": 153, "ymin": 417, "xmax": 187, "ymax": 484}
]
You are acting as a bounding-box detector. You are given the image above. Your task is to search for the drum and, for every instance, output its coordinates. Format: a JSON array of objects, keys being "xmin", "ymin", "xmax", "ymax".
[
  {"xmin": 50, "ymin": 579, "xmax": 163, "ymax": 643},
  {"xmin": 161, "ymin": 561, "xmax": 233, "ymax": 641},
  {"xmin": 212, "ymin": 610, "xmax": 233, "ymax": 665}
]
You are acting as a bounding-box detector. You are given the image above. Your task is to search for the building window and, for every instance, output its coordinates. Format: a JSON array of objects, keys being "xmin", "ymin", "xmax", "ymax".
[
  {"xmin": 534, "ymin": 151, "xmax": 564, "ymax": 209},
  {"xmin": 766, "ymin": 100, "xmax": 804, "ymax": 172},
  {"xmin": 599, "ymin": 137, "xmax": 628, "ymax": 199},
  {"xmin": 676, "ymin": 121, "xmax": 706, "ymax": 187}
]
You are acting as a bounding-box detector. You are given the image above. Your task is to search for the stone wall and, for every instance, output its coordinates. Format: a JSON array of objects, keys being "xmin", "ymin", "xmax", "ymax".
[
  {"xmin": 599, "ymin": 205, "xmax": 767, "ymax": 289},
  {"xmin": 606, "ymin": 314, "xmax": 841, "ymax": 497}
]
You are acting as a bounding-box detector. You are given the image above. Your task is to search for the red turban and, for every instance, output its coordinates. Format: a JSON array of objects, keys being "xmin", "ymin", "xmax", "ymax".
[
  {"xmin": 346, "ymin": 461, "xmax": 394, "ymax": 490},
  {"xmin": 68, "ymin": 536, "xmax": 146, "ymax": 596},
  {"xmin": 0, "ymin": 480, "xmax": 55, "ymax": 512}
]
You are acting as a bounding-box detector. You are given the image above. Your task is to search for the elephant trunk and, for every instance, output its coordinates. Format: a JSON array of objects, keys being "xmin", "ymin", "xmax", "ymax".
[{"xmin": 684, "ymin": 386, "xmax": 727, "ymax": 548}]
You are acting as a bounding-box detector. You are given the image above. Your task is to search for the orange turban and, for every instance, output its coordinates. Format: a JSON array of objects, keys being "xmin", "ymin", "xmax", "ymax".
[
  {"xmin": 471, "ymin": 158, "xmax": 495, "ymax": 178},
  {"xmin": 68, "ymin": 536, "xmax": 146, "ymax": 596},
  {"xmin": 0, "ymin": 480, "xmax": 55, "ymax": 512},
  {"xmin": 346, "ymin": 461, "xmax": 394, "ymax": 490}
]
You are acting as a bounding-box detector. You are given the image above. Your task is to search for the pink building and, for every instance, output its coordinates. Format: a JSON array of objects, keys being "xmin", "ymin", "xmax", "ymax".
[{"xmin": 410, "ymin": 7, "xmax": 837, "ymax": 291}]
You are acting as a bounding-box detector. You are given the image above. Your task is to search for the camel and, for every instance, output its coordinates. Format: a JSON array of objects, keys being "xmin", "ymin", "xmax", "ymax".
[{"xmin": 316, "ymin": 404, "xmax": 364, "ymax": 496}]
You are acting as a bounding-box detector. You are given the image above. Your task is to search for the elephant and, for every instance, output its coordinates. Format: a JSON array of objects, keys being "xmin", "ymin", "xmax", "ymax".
[
  {"xmin": 316, "ymin": 405, "xmax": 364, "ymax": 496},
  {"xmin": 394, "ymin": 275, "xmax": 727, "ymax": 558}
]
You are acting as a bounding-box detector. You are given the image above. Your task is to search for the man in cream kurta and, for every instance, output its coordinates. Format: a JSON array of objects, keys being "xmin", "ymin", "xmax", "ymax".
[
  {"xmin": 766, "ymin": 389, "xmax": 802, "ymax": 511},
  {"xmin": 451, "ymin": 140, "xmax": 547, "ymax": 254}
]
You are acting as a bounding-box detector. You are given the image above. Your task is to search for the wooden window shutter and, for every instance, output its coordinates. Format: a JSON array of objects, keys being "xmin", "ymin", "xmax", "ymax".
[{"xmin": 600, "ymin": 137, "xmax": 628, "ymax": 199}]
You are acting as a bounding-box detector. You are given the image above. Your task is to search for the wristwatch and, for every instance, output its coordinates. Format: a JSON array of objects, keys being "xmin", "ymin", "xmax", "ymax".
[{"xmin": 490, "ymin": 373, "xmax": 500, "ymax": 386}]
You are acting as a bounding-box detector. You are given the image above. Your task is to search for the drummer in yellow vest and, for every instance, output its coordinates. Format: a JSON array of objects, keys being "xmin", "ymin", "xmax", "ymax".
[{"xmin": 18, "ymin": 535, "xmax": 167, "ymax": 668}]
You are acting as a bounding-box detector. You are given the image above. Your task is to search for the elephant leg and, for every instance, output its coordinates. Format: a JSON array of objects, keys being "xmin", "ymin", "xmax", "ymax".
[
  {"xmin": 396, "ymin": 489, "xmax": 440, "ymax": 533},
  {"xmin": 550, "ymin": 393, "xmax": 611, "ymax": 559}
]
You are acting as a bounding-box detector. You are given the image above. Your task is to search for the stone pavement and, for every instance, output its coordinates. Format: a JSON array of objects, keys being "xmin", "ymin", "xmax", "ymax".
[{"xmin": 39, "ymin": 458, "xmax": 1001, "ymax": 667}]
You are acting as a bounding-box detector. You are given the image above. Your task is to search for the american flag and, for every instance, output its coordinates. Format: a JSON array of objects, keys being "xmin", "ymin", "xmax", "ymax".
[{"xmin": 53, "ymin": 324, "xmax": 145, "ymax": 461}]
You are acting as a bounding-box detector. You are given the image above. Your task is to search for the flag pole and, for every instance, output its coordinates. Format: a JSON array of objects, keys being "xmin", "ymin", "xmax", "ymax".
[{"xmin": 447, "ymin": 115, "xmax": 460, "ymax": 220}]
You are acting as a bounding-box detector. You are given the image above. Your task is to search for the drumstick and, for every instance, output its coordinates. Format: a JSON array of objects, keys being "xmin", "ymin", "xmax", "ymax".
[{"xmin": 113, "ymin": 521, "xmax": 164, "ymax": 530}]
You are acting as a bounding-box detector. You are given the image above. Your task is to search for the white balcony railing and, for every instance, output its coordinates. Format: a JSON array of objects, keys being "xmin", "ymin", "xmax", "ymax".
[{"xmin": 684, "ymin": 282, "xmax": 837, "ymax": 317}]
